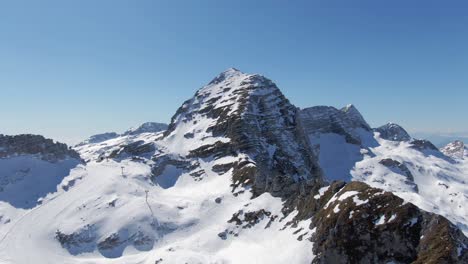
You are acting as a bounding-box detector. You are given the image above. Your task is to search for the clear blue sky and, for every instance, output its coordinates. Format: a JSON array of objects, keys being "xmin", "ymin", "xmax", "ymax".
[{"xmin": 1, "ymin": 0, "xmax": 467, "ymax": 144}]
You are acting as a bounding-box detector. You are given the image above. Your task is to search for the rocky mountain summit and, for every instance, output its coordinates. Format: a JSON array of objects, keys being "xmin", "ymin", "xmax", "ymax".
[
  {"xmin": 375, "ymin": 122, "xmax": 412, "ymax": 142},
  {"xmin": 123, "ymin": 122, "xmax": 168, "ymax": 136},
  {"xmin": 0, "ymin": 69, "xmax": 466, "ymax": 264},
  {"xmin": 441, "ymin": 140, "xmax": 467, "ymax": 159},
  {"xmin": 299, "ymin": 105, "xmax": 371, "ymax": 146},
  {"xmin": 159, "ymin": 68, "xmax": 322, "ymax": 198}
]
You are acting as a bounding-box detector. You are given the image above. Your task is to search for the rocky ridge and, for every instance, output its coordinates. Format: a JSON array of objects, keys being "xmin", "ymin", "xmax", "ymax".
[{"xmin": 0, "ymin": 134, "xmax": 80, "ymax": 162}]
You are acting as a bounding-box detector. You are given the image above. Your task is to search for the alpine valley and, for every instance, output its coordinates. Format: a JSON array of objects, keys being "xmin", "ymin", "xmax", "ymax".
[{"xmin": 0, "ymin": 69, "xmax": 466, "ymax": 264}]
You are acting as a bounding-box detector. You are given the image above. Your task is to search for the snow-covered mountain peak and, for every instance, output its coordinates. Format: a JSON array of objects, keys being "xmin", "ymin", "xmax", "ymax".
[
  {"xmin": 340, "ymin": 104, "xmax": 371, "ymax": 130},
  {"xmin": 207, "ymin": 67, "xmax": 244, "ymax": 85},
  {"xmin": 441, "ymin": 140, "xmax": 467, "ymax": 159},
  {"xmin": 160, "ymin": 69, "xmax": 322, "ymax": 198},
  {"xmin": 123, "ymin": 122, "xmax": 168, "ymax": 136}
]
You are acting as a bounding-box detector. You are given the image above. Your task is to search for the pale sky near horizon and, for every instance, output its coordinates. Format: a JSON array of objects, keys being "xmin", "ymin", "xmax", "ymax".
[{"xmin": 1, "ymin": 0, "xmax": 467, "ymax": 144}]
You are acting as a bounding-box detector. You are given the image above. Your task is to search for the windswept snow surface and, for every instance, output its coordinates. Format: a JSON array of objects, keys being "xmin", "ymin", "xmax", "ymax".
[{"xmin": 0, "ymin": 135, "xmax": 313, "ymax": 264}]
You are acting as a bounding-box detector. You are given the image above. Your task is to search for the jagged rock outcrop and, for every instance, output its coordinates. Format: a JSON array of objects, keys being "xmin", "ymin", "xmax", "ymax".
[
  {"xmin": 161, "ymin": 68, "xmax": 323, "ymax": 198},
  {"xmin": 295, "ymin": 181, "xmax": 467, "ymax": 264},
  {"xmin": 375, "ymin": 122, "xmax": 411, "ymax": 141},
  {"xmin": 441, "ymin": 140, "xmax": 467, "ymax": 159},
  {"xmin": 0, "ymin": 134, "xmax": 81, "ymax": 162},
  {"xmin": 123, "ymin": 122, "xmax": 168, "ymax": 136},
  {"xmin": 107, "ymin": 140, "xmax": 156, "ymax": 160}
]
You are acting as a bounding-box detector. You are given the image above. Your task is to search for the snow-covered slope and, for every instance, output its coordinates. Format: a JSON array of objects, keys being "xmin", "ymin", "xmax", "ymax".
[
  {"xmin": 0, "ymin": 135, "xmax": 82, "ymax": 246},
  {"xmin": 352, "ymin": 135, "xmax": 468, "ymax": 234},
  {"xmin": 299, "ymin": 106, "xmax": 468, "ymax": 235},
  {"xmin": 0, "ymin": 70, "xmax": 466, "ymax": 263}
]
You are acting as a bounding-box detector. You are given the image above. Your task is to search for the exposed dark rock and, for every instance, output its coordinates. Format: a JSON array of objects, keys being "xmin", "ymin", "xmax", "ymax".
[
  {"xmin": 375, "ymin": 123, "xmax": 412, "ymax": 142},
  {"xmin": 379, "ymin": 158, "xmax": 418, "ymax": 192},
  {"xmin": 0, "ymin": 134, "xmax": 81, "ymax": 162},
  {"xmin": 300, "ymin": 182, "xmax": 467, "ymax": 264},
  {"xmin": 410, "ymin": 139, "xmax": 439, "ymax": 152},
  {"xmin": 107, "ymin": 141, "xmax": 155, "ymax": 160},
  {"xmin": 228, "ymin": 209, "xmax": 277, "ymax": 229},
  {"xmin": 55, "ymin": 225, "xmax": 97, "ymax": 255}
]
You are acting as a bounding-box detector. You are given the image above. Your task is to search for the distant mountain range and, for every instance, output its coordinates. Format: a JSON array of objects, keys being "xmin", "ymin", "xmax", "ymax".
[{"xmin": 411, "ymin": 132, "xmax": 468, "ymax": 147}]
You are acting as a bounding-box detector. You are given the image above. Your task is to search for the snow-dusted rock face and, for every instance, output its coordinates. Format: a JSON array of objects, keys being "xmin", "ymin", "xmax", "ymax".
[
  {"xmin": 299, "ymin": 105, "xmax": 371, "ymax": 146},
  {"xmin": 441, "ymin": 140, "xmax": 467, "ymax": 159},
  {"xmin": 0, "ymin": 134, "xmax": 81, "ymax": 162},
  {"xmin": 297, "ymin": 181, "xmax": 468, "ymax": 264},
  {"xmin": 160, "ymin": 68, "xmax": 322, "ymax": 198},
  {"xmin": 375, "ymin": 122, "xmax": 411, "ymax": 141},
  {"xmin": 123, "ymin": 122, "xmax": 168, "ymax": 136}
]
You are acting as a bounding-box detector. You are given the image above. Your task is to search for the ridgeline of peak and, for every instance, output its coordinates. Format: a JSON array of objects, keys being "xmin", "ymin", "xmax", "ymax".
[
  {"xmin": 340, "ymin": 104, "xmax": 371, "ymax": 130},
  {"xmin": 375, "ymin": 122, "xmax": 412, "ymax": 142}
]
